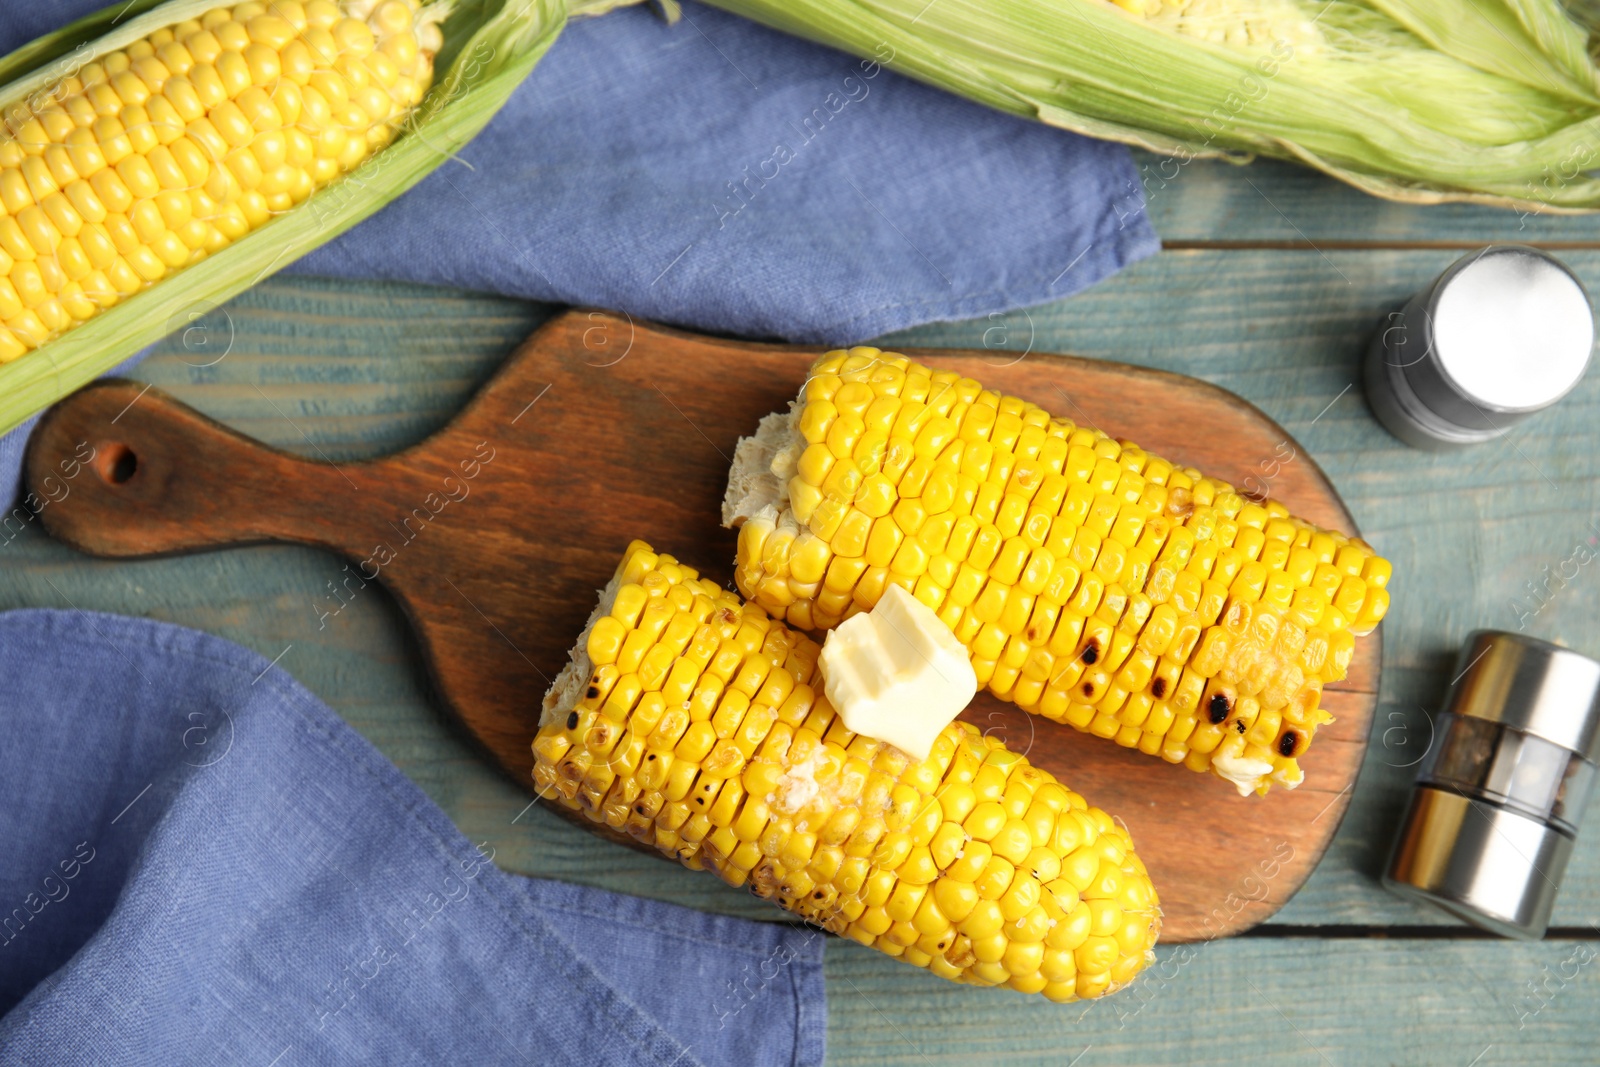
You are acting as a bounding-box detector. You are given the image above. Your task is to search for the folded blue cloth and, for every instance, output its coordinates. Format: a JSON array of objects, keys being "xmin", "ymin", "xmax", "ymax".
[
  {"xmin": 0, "ymin": 610, "xmax": 826, "ymax": 1066},
  {"xmin": 292, "ymin": 1, "xmax": 1155, "ymax": 344},
  {"xmin": 0, "ymin": 0, "xmax": 1155, "ymax": 506}
]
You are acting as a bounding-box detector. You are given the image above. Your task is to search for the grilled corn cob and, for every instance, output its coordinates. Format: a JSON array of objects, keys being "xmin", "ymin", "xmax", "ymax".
[
  {"xmin": 723, "ymin": 349, "xmax": 1393, "ymax": 796},
  {"xmin": 535, "ymin": 540, "xmax": 1161, "ymax": 1001},
  {"xmin": 0, "ymin": 0, "xmax": 439, "ymax": 364}
]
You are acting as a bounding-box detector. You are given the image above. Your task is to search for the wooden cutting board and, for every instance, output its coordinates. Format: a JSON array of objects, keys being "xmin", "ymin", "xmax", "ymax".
[{"xmin": 24, "ymin": 309, "xmax": 1379, "ymax": 942}]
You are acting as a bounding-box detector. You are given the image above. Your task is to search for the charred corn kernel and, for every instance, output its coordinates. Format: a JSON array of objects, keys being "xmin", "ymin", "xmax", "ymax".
[
  {"xmin": 0, "ymin": 0, "xmax": 437, "ymax": 364},
  {"xmin": 536, "ymin": 541, "xmax": 1159, "ymax": 1001},
  {"xmin": 728, "ymin": 355, "xmax": 1394, "ymax": 796}
]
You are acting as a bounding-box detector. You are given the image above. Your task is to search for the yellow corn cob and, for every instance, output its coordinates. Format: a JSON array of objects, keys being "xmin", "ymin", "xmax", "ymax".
[
  {"xmin": 534, "ymin": 540, "xmax": 1161, "ymax": 1001},
  {"xmin": 1106, "ymin": 0, "xmax": 1328, "ymax": 52},
  {"xmin": 0, "ymin": 0, "xmax": 440, "ymax": 364},
  {"xmin": 723, "ymin": 348, "xmax": 1393, "ymax": 796}
]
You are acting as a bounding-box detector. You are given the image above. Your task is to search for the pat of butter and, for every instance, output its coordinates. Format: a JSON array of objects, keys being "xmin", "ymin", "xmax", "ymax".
[
  {"xmin": 1210, "ymin": 751, "xmax": 1276, "ymax": 797},
  {"xmin": 817, "ymin": 585, "xmax": 977, "ymax": 761}
]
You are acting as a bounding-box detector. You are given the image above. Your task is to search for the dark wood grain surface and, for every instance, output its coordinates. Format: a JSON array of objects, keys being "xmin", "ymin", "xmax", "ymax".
[{"xmin": 25, "ymin": 308, "xmax": 1378, "ymax": 943}]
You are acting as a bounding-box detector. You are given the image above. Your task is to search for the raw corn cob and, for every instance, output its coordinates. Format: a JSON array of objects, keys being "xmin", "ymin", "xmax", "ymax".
[
  {"xmin": 703, "ymin": 0, "xmax": 1600, "ymax": 211},
  {"xmin": 723, "ymin": 349, "xmax": 1393, "ymax": 796},
  {"xmin": 1106, "ymin": 0, "xmax": 1325, "ymax": 50},
  {"xmin": 535, "ymin": 540, "xmax": 1161, "ymax": 1001},
  {"xmin": 0, "ymin": 0, "xmax": 439, "ymax": 365}
]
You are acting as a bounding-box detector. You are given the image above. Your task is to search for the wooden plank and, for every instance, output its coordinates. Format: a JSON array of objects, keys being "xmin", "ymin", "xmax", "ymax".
[
  {"xmin": 823, "ymin": 934, "xmax": 1600, "ymax": 1065},
  {"xmin": 6, "ymin": 259, "xmax": 1599, "ymax": 936},
  {"xmin": 1134, "ymin": 151, "xmax": 1600, "ymax": 246}
]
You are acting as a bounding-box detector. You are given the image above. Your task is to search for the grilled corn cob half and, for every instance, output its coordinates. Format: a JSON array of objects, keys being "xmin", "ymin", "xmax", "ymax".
[
  {"xmin": 0, "ymin": 0, "xmax": 439, "ymax": 364},
  {"xmin": 723, "ymin": 349, "xmax": 1393, "ymax": 796},
  {"xmin": 535, "ymin": 540, "xmax": 1161, "ymax": 1001}
]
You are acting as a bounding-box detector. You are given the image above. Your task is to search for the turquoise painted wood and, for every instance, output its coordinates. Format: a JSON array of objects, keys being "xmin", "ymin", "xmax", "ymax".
[
  {"xmin": 7, "ymin": 192, "xmax": 1600, "ymax": 1061},
  {"xmin": 823, "ymin": 935, "xmax": 1599, "ymax": 1065},
  {"xmin": 1133, "ymin": 151, "xmax": 1600, "ymax": 246}
]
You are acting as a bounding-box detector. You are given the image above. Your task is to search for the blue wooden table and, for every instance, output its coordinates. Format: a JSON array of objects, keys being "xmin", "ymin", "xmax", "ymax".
[{"xmin": 6, "ymin": 153, "xmax": 1599, "ymax": 1064}]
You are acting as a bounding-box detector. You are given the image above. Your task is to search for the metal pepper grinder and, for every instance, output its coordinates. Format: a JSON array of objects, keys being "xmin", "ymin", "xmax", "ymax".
[
  {"xmin": 1385, "ymin": 632, "xmax": 1600, "ymax": 938},
  {"xmin": 1365, "ymin": 246, "xmax": 1595, "ymax": 449}
]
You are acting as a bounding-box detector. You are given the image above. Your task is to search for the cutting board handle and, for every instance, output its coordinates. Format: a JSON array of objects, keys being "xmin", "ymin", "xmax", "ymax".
[{"xmin": 23, "ymin": 378, "xmax": 372, "ymax": 559}]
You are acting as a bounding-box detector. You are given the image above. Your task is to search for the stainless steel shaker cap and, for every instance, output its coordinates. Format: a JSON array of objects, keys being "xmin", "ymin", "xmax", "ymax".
[
  {"xmin": 1365, "ymin": 246, "xmax": 1594, "ymax": 449},
  {"xmin": 1384, "ymin": 632, "xmax": 1600, "ymax": 939},
  {"xmin": 1448, "ymin": 630, "xmax": 1600, "ymax": 762}
]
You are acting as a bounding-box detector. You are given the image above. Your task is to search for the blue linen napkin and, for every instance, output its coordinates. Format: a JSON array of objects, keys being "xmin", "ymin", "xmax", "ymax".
[
  {"xmin": 290, "ymin": 1, "xmax": 1156, "ymax": 344},
  {"xmin": 0, "ymin": 609, "xmax": 827, "ymax": 1066},
  {"xmin": 0, "ymin": 0, "xmax": 1156, "ymax": 506}
]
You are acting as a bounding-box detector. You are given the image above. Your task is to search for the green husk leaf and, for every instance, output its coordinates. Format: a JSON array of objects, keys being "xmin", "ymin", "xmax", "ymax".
[
  {"xmin": 0, "ymin": 0, "xmax": 574, "ymax": 437},
  {"xmin": 0, "ymin": 2, "xmax": 178, "ymax": 93},
  {"xmin": 1364, "ymin": 0, "xmax": 1599, "ymax": 102},
  {"xmin": 704, "ymin": 0, "xmax": 1600, "ymax": 212}
]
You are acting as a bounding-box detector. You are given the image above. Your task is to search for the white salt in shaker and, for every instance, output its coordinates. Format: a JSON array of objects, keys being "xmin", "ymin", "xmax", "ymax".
[{"xmin": 1364, "ymin": 247, "xmax": 1594, "ymax": 449}]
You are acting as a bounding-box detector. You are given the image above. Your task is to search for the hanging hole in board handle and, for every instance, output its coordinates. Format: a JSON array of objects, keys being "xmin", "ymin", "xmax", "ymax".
[{"xmin": 93, "ymin": 442, "xmax": 138, "ymax": 486}]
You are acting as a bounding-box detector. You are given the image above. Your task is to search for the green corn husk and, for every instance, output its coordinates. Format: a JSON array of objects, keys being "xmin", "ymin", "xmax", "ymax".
[
  {"xmin": 0, "ymin": 0, "xmax": 626, "ymax": 437},
  {"xmin": 701, "ymin": 0, "xmax": 1600, "ymax": 211}
]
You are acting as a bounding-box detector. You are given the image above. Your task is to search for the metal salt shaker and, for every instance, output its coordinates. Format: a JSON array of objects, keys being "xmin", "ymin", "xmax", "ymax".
[
  {"xmin": 1385, "ymin": 631, "xmax": 1600, "ymax": 938},
  {"xmin": 1364, "ymin": 246, "xmax": 1594, "ymax": 449}
]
